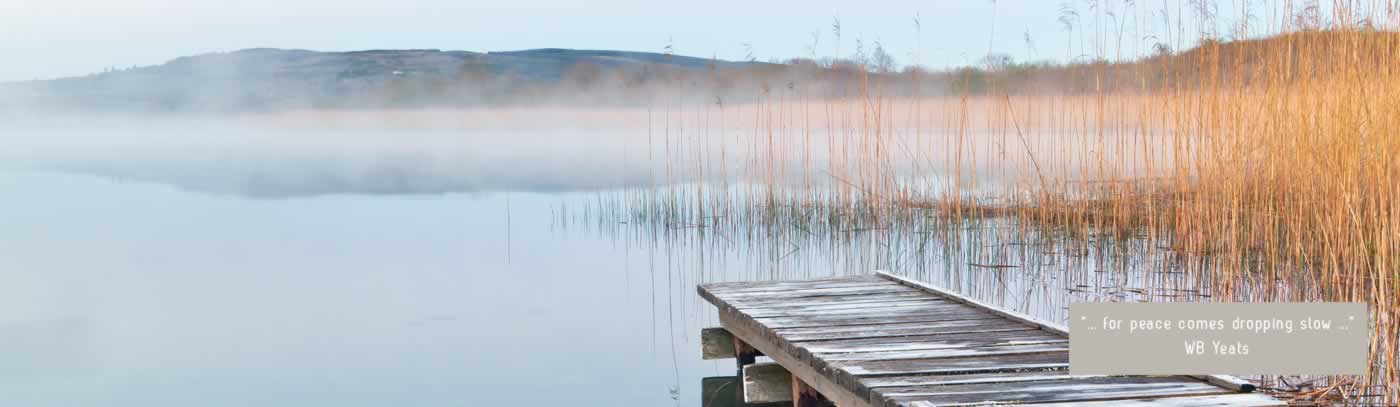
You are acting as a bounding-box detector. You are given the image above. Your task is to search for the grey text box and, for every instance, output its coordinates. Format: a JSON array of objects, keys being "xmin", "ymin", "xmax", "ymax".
[{"xmin": 1070, "ymin": 302, "xmax": 1369, "ymax": 375}]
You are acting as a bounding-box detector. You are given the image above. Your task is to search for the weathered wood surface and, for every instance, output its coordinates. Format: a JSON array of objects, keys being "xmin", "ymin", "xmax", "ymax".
[
  {"xmin": 876, "ymin": 376, "xmax": 1229, "ymax": 406},
  {"xmin": 743, "ymin": 362, "xmax": 795, "ymax": 403},
  {"xmin": 699, "ymin": 273, "xmax": 1286, "ymax": 407},
  {"xmin": 701, "ymin": 376, "xmax": 740, "ymax": 407},
  {"xmin": 701, "ymin": 327, "xmax": 737, "ymax": 360},
  {"xmin": 1023, "ymin": 393, "xmax": 1287, "ymax": 406}
]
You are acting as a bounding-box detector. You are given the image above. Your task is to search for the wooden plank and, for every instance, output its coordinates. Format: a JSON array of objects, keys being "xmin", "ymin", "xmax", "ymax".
[
  {"xmin": 821, "ymin": 342, "xmax": 1069, "ymax": 362},
  {"xmin": 710, "ymin": 280, "xmax": 898, "ymax": 294},
  {"xmin": 1026, "ymin": 393, "xmax": 1286, "ymax": 406},
  {"xmin": 758, "ymin": 311, "xmax": 1002, "ymax": 329},
  {"xmin": 1189, "ymin": 375, "xmax": 1258, "ymax": 393},
  {"xmin": 702, "ymin": 275, "xmax": 882, "ymax": 292},
  {"xmin": 878, "ymin": 376, "xmax": 1228, "ymax": 406},
  {"xmin": 795, "ymin": 330, "xmax": 1052, "ymax": 352},
  {"xmin": 701, "ymin": 327, "xmax": 736, "ymax": 360},
  {"xmin": 752, "ymin": 304, "xmax": 983, "ymax": 319},
  {"xmin": 714, "ymin": 285, "xmax": 917, "ymax": 300},
  {"xmin": 795, "ymin": 326, "xmax": 1038, "ymax": 343},
  {"xmin": 861, "ymin": 370, "xmax": 1082, "ymax": 388},
  {"xmin": 703, "ymin": 274, "xmax": 878, "ymax": 286},
  {"xmin": 704, "ymin": 278, "xmax": 896, "ymax": 294},
  {"xmin": 743, "ymin": 363, "xmax": 793, "ymax": 404},
  {"xmin": 740, "ymin": 298, "xmax": 948, "ymax": 313},
  {"xmin": 718, "ymin": 309, "xmax": 871, "ymax": 407},
  {"xmin": 798, "ymin": 329, "xmax": 1062, "ymax": 353},
  {"xmin": 701, "ymin": 376, "xmax": 740, "ymax": 407},
  {"xmin": 726, "ymin": 291, "xmax": 934, "ymax": 308},
  {"xmin": 778, "ymin": 319, "xmax": 1029, "ymax": 342},
  {"xmin": 833, "ymin": 351, "xmax": 1070, "ymax": 376},
  {"xmin": 744, "ymin": 302, "xmax": 970, "ymax": 318}
]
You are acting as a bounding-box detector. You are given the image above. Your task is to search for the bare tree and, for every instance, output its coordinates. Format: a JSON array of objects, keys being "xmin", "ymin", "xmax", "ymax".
[{"xmin": 870, "ymin": 42, "xmax": 896, "ymax": 73}]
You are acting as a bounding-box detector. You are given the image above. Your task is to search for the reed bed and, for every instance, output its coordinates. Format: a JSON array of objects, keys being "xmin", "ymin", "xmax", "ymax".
[{"xmin": 581, "ymin": 3, "xmax": 1400, "ymax": 404}]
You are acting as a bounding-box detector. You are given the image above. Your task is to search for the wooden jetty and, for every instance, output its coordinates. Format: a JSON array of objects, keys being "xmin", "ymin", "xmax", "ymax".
[{"xmin": 698, "ymin": 271, "xmax": 1285, "ymax": 407}]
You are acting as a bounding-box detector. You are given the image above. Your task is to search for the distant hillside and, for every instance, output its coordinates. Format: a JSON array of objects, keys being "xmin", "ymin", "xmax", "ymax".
[
  {"xmin": 0, "ymin": 48, "xmax": 770, "ymax": 112},
  {"xmin": 4, "ymin": 31, "xmax": 1391, "ymax": 112}
]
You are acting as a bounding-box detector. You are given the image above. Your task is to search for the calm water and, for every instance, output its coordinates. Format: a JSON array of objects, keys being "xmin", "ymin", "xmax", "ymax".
[
  {"xmin": 0, "ymin": 168, "xmax": 1185, "ymax": 406},
  {"xmin": 0, "ymin": 170, "xmax": 766, "ymax": 406},
  {"xmin": 0, "ymin": 112, "xmax": 1200, "ymax": 405}
]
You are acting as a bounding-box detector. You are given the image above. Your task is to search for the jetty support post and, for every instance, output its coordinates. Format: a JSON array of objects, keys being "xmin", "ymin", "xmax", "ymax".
[
  {"xmin": 733, "ymin": 336, "xmax": 760, "ymax": 369},
  {"xmin": 791, "ymin": 376, "xmax": 829, "ymax": 407}
]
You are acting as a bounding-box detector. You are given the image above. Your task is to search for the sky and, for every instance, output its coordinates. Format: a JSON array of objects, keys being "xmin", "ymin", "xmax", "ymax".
[{"xmin": 0, "ymin": 0, "xmax": 1271, "ymax": 82}]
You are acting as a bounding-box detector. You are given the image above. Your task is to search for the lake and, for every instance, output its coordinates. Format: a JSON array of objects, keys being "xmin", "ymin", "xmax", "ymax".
[
  {"xmin": 2, "ymin": 168, "xmax": 1182, "ymax": 405},
  {"xmin": 0, "ymin": 169, "xmax": 766, "ymax": 405},
  {"xmin": 0, "ymin": 111, "xmax": 1194, "ymax": 406}
]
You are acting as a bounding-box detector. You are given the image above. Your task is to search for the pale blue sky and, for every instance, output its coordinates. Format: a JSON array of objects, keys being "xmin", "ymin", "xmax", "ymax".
[{"xmin": 0, "ymin": 0, "xmax": 1273, "ymax": 82}]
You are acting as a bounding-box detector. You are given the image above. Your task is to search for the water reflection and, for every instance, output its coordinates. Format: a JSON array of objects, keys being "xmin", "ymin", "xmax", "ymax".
[
  {"xmin": 0, "ymin": 169, "xmax": 1387, "ymax": 405},
  {"xmin": 0, "ymin": 170, "xmax": 735, "ymax": 406}
]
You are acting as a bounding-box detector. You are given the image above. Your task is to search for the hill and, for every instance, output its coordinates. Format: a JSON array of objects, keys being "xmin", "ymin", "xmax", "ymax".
[
  {"xmin": 4, "ymin": 31, "xmax": 1393, "ymax": 112},
  {"xmin": 0, "ymin": 48, "xmax": 768, "ymax": 112}
]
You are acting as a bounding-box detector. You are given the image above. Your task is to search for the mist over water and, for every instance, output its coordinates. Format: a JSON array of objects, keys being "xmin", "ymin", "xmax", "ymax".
[
  {"xmin": 1, "ymin": 102, "xmax": 1170, "ymax": 198},
  {"xmin": 2, "ymin": 111, "xmax": 663, "ymax": 196},
  {"xmin": 0, "ymin": 103, "xmax": 1248, "ymax": 405}
]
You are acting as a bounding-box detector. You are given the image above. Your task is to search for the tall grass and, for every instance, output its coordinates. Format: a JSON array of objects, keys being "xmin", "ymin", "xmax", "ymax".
[{"xmin": 602, "ymin": 1, "xmax": 1400, "ymax": 404}]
